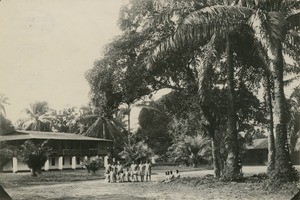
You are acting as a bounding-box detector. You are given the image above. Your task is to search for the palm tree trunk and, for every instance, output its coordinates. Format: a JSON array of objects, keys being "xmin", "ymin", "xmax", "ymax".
[
  {"xmin": 223, "ymin": 36, "xmax": 241, "ymax": 180},
  {"xmin": 200, "ymin": 106, "xmax": 222, "ymax": 178},
  {"xmin": 263, "ymin": 74, "xmax": 276, "ymax": 174},
  {"xmin": 36, "ymin": 120, "xmax": 41, "ymax": 131},
  {"xmin": 211, "ymin": 134, "xmax": 222, "ymax": 178},
  {"xmin": 271, "ymin": 44, "xmax": 295, "ymax": 181},
  {"xmin": 127, "ymin": 104, "xmax": 131, "ymax": 146},
  {"xmin": 102, "ymin": 121, "xmax": 106, "ymax": 139}
]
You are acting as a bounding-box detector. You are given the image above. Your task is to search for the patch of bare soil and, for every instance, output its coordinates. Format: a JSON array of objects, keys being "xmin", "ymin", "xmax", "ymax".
[{"xmin": 3, "ymin": 176, "xmax": 299, "ymax": 200}]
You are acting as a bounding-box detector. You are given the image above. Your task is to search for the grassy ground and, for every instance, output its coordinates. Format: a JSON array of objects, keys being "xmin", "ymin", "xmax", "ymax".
[
  {"xmin": 0, "ymin": 169, "xmax": 104, "ymax": 187},
  {"xmin": 0, "ymin": 166, "xmax": 299, "ymax": 200}
]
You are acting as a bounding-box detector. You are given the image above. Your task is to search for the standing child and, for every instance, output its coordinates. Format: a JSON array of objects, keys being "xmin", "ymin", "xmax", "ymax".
[
  {"xmin": 110, "ymin": 162, "xmax": 117, "ymax": 183},
  {"xmin": 116, "ymin": 161, "xmax": 123, "ymax": 182},
  {"xmin": 105, "ymin": 162, "xmax": 111, "ymax": 183},
  {"xmin": 124, "ymin": 168, "xmax": 131, "ymax": 182},
  {"xmin": 130, "ymin": 161, "xmax": 138, "ymax": 182},
  {"xmin": 145, "ymin": 160, "xmax": 152, "ymax": 182},
  {"xmin": 138, "ymin": 161, "xmax": 145, "ymax": 182}
]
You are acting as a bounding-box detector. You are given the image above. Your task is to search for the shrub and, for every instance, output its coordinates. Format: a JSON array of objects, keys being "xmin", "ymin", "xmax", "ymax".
[
  {"xmin": 18, "ymin": 140, "xmax": 51, "ymax": 176},
  {"xmin": 0, "ymin": 141, "xmax": 16, "ymax": 170},
  {"xmin": 82, "ymin": 156, "xmax": 103, "ymax": 174}
]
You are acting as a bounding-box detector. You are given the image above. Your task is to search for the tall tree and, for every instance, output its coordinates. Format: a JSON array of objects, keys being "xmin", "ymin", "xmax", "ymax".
[{"xmin": 85, "ymin": 33, "xmax": 153, "ymax": 146}]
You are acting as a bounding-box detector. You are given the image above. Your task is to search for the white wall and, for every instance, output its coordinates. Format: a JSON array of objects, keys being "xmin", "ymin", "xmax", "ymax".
[
  {"xmin": 2, "ymin": 159, "xmax": 30, "ymax": 172},
  {"xmin": 2, "ymin": 156, "xmax": 84, "ymax": 172}
]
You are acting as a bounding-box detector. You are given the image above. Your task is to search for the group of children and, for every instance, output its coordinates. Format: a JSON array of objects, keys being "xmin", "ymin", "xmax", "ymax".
[
  {"xmin": 105, "ymin": 160, "xmax": 151, "ymax": 183},
  {"xmin": 162, "ymin": 170, "xmax": 180, "ymax": 183}
]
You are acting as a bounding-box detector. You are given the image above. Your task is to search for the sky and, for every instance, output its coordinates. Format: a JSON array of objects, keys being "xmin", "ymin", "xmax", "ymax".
[
  {"xmin": 0, "ymin": 0, "xmax": 299, "ymax": 127},
  {"xmin": 0, "ymin": 0, "xmax": 124, "ymax": 123}
]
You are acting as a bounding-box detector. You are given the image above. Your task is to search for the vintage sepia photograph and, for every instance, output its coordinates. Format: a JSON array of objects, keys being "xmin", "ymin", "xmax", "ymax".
[{"xmin": 0, "ymin": 0, "xmax": 300, "ymax": 199}]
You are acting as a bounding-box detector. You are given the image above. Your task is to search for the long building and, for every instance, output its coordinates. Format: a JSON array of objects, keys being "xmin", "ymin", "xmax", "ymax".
[
  {"xmin": 243, "ymin": 138, "xmax": 300, "ymax": 165},
  {"xmin": 0, "ymin": 130, "xmax": 112, "ymax": 173}
]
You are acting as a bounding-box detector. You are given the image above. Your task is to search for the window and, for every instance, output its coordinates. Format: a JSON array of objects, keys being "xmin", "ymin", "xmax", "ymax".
[
  {"xmin": 62, "ymin": 157, "xmax": 65, "ymax": 165},
  {"xmin": 51, "ymin": 157, "xmax": 55, "ymax": 166},
  {"xmin": 69, "ymin": 157, "xmax": 72, "ymax": 165},
  {"xmin": 76, "ymin": 157, "xmax": 80, "ymax": 165}
]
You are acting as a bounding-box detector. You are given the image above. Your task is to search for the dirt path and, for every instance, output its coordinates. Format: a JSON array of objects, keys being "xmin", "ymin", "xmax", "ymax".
[{"xmin": 3, "ymin": 166, "xmax": 299, "ymax": 200}]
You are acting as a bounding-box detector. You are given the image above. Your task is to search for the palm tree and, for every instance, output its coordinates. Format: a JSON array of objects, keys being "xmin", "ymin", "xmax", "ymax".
[
  {"xmin": 0, "ymin": 94, "xmax": 9, "ymax": 116},
  {"xmin": 169, "ymin": 134, "xmax": 211, "ymax": 167},
  {"xmin": 80, "ymin": 107, "xmax": 126, "ymax": 140},
  {"xmin": 80, "ymin": 106, "xmax": 127, "ymax": 160},
  {"xmin": 21, "ymin": 101, "xmax": 53, "ymax": 131},
  {"xmin": 246, "ymin": 0, "xmax": 300, "ymax": 181}
]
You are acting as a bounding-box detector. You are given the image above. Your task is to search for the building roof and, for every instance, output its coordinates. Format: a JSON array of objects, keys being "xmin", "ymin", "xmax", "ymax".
[
  {"xmin": 246, "ymin": 138, "xmax": 268, "ymax": 149},
  {"xmin": 0, "ymin": 131, "xmax": 112, "ymax": 142}
]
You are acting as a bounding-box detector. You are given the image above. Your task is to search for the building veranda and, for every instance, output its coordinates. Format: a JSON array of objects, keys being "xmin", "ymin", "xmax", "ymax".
[{"xmin": 0, "ymin": 131, "xmax": 112, "ymax": 173}]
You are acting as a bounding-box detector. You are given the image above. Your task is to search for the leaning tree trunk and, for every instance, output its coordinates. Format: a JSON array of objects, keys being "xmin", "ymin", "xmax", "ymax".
[
  {"xmin": 263, "ymin": 74, "xmax": 276, "ymax": 175},
  {"xmin": 271, "ymin": 44, "xmax": 295, "ymax": 181},
  {"xmin": 223, "ymin": 36, "xmax": 241, "ymax": 180}
]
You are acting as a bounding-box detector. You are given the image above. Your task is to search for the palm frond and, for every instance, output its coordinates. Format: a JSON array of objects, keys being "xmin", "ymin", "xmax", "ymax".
[
  {"xmin": 248, "ymin": 9, "xmax": 286, "ymax": 71},
  {"xmin": 109, "ymin": 118, "xmax": 126, "ymax": 131},
  {"xmin": 147, "ymin": 5, "xmax": 253, "ymax": 67},
  {"xmin": 252, "ymin": 0, "xmax": 299, "ymax": 12},
  {"xmin": 84, "ymin": 118, "xmax": 102, "ymax": 136},
  {"xmin": 22, "ymin": 119, "xmax": 36, "ymax": 130},
  {"xmin": 267, "ymin": 12, "xmax": 286, "ymax": 42},
  {"xmin": 24, "ymin": 108, "xmax": 37, "ymax": 120},
  {"xmin": 284, "ymin": 74, "xmax": 300, "ymax": 86}
]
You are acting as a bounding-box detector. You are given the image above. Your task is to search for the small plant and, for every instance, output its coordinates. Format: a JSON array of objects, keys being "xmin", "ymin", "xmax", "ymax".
[{"xmin": 82, "ymin": 156, "xmax": 103, "ymax": 174}]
